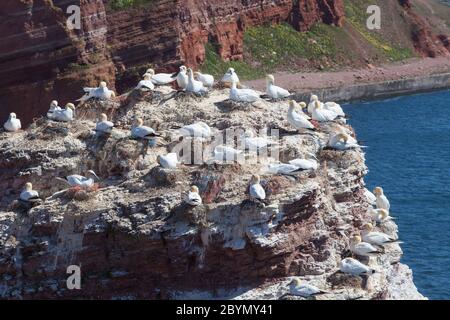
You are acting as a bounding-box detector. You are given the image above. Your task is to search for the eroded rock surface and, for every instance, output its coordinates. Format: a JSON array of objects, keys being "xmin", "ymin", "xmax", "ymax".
[{"xmin": 0, "ymin": 87, "xmax": 424, "ymax": 299}]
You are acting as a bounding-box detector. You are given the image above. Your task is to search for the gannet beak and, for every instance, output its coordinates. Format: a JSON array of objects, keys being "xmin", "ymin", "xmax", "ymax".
[{"xmin": 88, "ymin": 170, "xmax": 100, "ymax": 180}]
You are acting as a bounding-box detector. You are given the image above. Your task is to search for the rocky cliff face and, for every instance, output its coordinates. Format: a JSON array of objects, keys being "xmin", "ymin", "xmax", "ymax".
[
  {"xmin": 0, "ymin": 0, "xmax": 346, "ymax": 127},
  {"xmin": 0, "ymin": 87, "xmax": 424, "ymax": 300}
]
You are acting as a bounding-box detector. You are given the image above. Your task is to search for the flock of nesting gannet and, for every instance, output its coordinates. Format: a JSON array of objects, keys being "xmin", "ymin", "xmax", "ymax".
[{"xmin": 2, "ymin": 66, "xmax": 399, "ymax": 298}]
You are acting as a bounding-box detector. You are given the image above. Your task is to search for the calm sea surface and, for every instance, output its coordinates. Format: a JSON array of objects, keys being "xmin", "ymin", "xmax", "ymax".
[{"xmin": 344, "ymin": 89, "xmax": 450, "ymax": 300}]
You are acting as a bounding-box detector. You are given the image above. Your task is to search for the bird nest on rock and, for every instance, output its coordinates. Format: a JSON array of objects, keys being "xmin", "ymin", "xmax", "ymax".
[
  {"xmin": 215, "ymin": 99, "xmax": 255, "ymax": 112},
  {"xmin": 66, "ymin": 184, "xmax": 100, "ymax": 201}
]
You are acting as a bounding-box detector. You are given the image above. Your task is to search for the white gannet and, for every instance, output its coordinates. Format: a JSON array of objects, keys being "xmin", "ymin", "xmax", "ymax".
[
  {"xmin": 47, "ymin": 100, "xmax": 62, "ymax": 120},
  {"xmin": 195, "ymin": 71, "xmax": 214, "ymax": 87},
  {"xmin": 307, "ymin": 95, "xmax": 320, "ymax": 114},
  {"xmin": 288, "ymin": 278, "xmax": 328, "ymax": 297},
  {"xmin": 365, "ymin": 188, "xmax": 377, "ymax": 205},
  {"xmin": 157, "ymin": 153, "xmax": 179, "ymax": 169},
  {"xmin": 312, "ymin": 100, "xmax": 339, "ymax": 122},
  {"xmin": 243, "ymin": 130, "xmax": 276, "ymax": 151},
  {"xmin": 144, "ymin": 68, "xmax": 176, "ymax": 85},
  {"xmin": 298, "ymin": 101, "xmax": 311, "ymax": 119},
  {"xmin": 179, "ymin": 122, "xmax": 211, "ymax": 138},
  {"xmin": 350, "ymin": 235, "xmax": 381, "ymax": 257},
  {"xmin": 230, "ymin": 79, "xmax": 259, "ymax": 103},
  {"xmin": 373, "ymin": 187, "xmax": 390, "ymax": 211},
  {"xmin": 176, "ymin": 66, "xmax": 188, "ymax": 89},
  {"xmin": 327, "ymin": 133, "xmax": 361, "ymax": 150},
  {"xmin": 324, "ymin": 102, "xmax": 345, "ymax": 117},
  {"xmin": 186, "ymin": 68, "xmax": 208, "ymax": 95},
  {"xmin": 266, "ymin": 74, "xmax": 290, "ymax": 99},
  {"xmin": 135, "ymin": 74, "xmax": 155, "ymax": 90},
  {"xmin": 339, "ymin": 258, "xmax": 376, "ymax": 276},
  {"xmin": 19, "ymin": 182, "xmax": 40, "ymax": 202},
  {"xmin": 3, "ymin": 113, "xmax": 21, "ymax": 132},
  {"xmin": 53, "ymin": 103, "xmax": 75, "ymax": 122},
  {"xmin": 58, "ymin": 170, "xmax": 99, "ymax": 188},
  {"xmin": 249, "ymin": 175, "xmax": 266, "ymax": 201},
  {"xmin": 288, "ymin": 100, "xmax": 315, "ymax": 131},
  {"xmin": 95, "ymin": 113, "xmax": 114, "ymax": 134},
  {"xmin": 267, "ymin": 163, "xmax": 303, "ymax": 175},
  {"xmin": 78, "ymin": 81, "xmax": 116, "ymax": 102},
  {"xmin": 362, "ymin": 223, "xmax": 399, "ymax": 246},
  {"xmin": 221, "ymin": 67, "xmax": 240, "ymax": 85},
  {"xmin": 131, "ymin": 118, "xmax": 159, "ymax": 140},
  {"xmin": 185, "ymin": 186, "xmax": 202, "ymax": 206},
  {"xmin": 214, "ymin": 145, "xmax": 243, "ymax": 162},
  {"xmin": 289, "ymin": 154, "xmax": 319, "ymax": 171},
  {"xmin": 371, "ymin": 208, "xmax": 392, "ymax": 224}
]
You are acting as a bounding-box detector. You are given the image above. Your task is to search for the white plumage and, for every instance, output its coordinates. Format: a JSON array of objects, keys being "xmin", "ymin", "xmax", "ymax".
[
  {"xmin": 53, "ymin": 103, "xmax": 75, "ymax": 122},
  {"xmin": 230, "ymin": 80, "xmax": 259, "ymax": 103},
  {"xmin": 157, "ymin": 153, "xmax": 179, "ymax": 169},
  {"xmin": 371, "ymin": 208, "xmax": 392, "ymax": 224},
  {"xmin": 214, "ymin": 145, "xmax": 243, "ymax": 162},
  {"xmin": 78, "ymin": 82, "xmax": 115, "ymax": 101},
  {"xmin": 340, "ymin": 258, "xmax": 375, "ymax": 276},
  {"xmin": 289, "ymin": 158, "xmax": 318, "ymax": 171},
  {"xmin": 3, "ymin": 113, "xmax": 21, "ymax": 132},
  {"xmin": 374, "ymin": 187, "xmax": 390, "ymax": 211},
  {"xmin": 143, "ymin": 69, "xmax": 176, "ymax": 85},
  {"xmin": 350, "ymin": 235, "xmax": 381, "ymax": 257},
  {"xmin": 61, "ymin": 170, "xmax": 99, "ymax": 188},
  {"xmin": 289, "ymin": 278, "xmax": 327, "ymax": 297},
  {"xmin": 221, "ymin": 67, "xmax": 240, "ymax": 85},
  {"xmin": 288, "ymin": 101, "xmax": 314, "ymax": 130},
  {"xmin": 186, "ymin": 68, "xmax": 208, "ymax": 94},
  {"xmin": 185, "ymin": 186, "xmax": 202, "ymax": 206},
  {"xmin": 362, "ymin": 223, "xmax": 398, "ymax": 246},
  {"xmin": 267, "ymin": 163, "xmax": 302, "ymax": 175},
  {"xmin": 249, "ymin": 175, "xmax": 266, "ymax": 200},
  {"xmin": 135, "ymin": 74, "xmax": 155, "ymax": 90},
  {"xmin": 131, "ymin": 122, "xmax": 158, "ymax": 140},
  {"xmin": 365, "ymin": 188, "xmax": 377, "ymax": 205},
  {"xmin": 47, "ymin": 100, "xmax": 62, "ymax": 120},
  {"xmin": 328, "ymin": 133, "xmax": 361, "ymax": 150},
  {"xmin": 243, "ymin": 131, "xmax": 275, "ymax": 151},
  {"xmin": 95, "ymin": 113, "xmax": 114, "ymax": 134},
  {"xmin": 324, "ymin": 102, "xmax": 345, "ymax": 117},
  {"xmin": 19, "ymin": 183, "xmax": 39, "ymax": 202},
  {"xmin": 176, "ymin": 66, "xmax": 188, "ymax": 89},
  {"xmin": 195, "ymin": 71, "xmax": 214, "ymax": 87},
  {"xmin": 179, "ymin": 122, "xmax": 211, "ymax": 138},
  {"xmin": 312, "ymin": 100, "xmax": 339, "ymax": 122},
  {"xmin": 266, "ymin": 75, "xmax": 290, "ymax": 99}
]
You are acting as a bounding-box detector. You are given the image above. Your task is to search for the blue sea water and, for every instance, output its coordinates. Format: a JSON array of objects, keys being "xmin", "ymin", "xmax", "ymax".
[{"xmin": 343, "ymin": 90, "xmax": 450, "ymax": 300}]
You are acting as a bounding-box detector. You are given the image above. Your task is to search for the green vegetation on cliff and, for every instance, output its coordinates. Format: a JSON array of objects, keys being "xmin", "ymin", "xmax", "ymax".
[{"xmin": 109, "ymin": 0, "xmax": 154, "ymax": 11}]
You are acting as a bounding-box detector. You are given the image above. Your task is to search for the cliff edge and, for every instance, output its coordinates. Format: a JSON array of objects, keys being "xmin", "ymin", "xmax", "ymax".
[{"xmin": 0, "ymin": 87, "xmax": 424, "ymax": 299}]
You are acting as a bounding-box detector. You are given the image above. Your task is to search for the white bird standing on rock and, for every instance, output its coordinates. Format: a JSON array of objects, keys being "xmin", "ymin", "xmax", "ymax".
[
  {"xmin": 267, "ymin": 163, "xmax": 303, "ymax": 175},
  {"xmin": 373, "ymin": 187, "xmax": 390, "ymax": 211},
  {"xmin": 328, "ymin": 133, "xmax": 361, "ymax": 150},
  {"xmin": 58, "ymin": 170, "xmax": 100, "ymax": 188},
  {"xmin": 371, "ymin": 208, "xmax": 392, "ymax": 224},
  {"xmin": 308, "ymin": 95, "xmax": 320, "ymax": 114},
  {"xmin": 362, "ymin": 223, "xmax": 399, "ymax": 246},
  {"xmin": 249, "ymin": 174, "xmax": 266, "ymax": 201},
  {"xmin": 179, "ymin": 122, "xmax": 211, "ymax": 138},
  {"xmin": 266, "ymin": 74, "xmax": 290, "ymax": 99},
  {"xmin": 144, "ymin": 68, "xmax": 176, "ymax": 85},
  {"xmin": 288, "ymin": 278, "xmax": 328, "ymax": 297},
  {"xmin": 350, "ymin": 235, "xmax": 382, "ymax": 257},
  {"xmin": 288, "ymin": 100, "xmax": 315, "ymax": 131},
  {"xmin": 131, "ymin": 118, "xmax": 159, "ymax": 140},
  {"xmin": 135, "ymin": 74, "xmax": 155, "ymax": 90},
  {"xmin": 312, "ymin": 100, "xmax": 339, "ymax": 122},
  {"xmin": 186, "ymin": 68, "xmax": 208, "ymax": 95},
  {"xmin": 195, "ymin": 71, "xmax": 214, "ymax": 88},
  {"xmin": 95, "ymin": 113, "xmax": 114, "ymax": 134},
  {"xmin": 324, "ymin": 102, "xmax": 345, "ymax": 117},
  {"xmin": 157, "ymin": 153, "xmax": 179, "ymax": 169},
  {"xmin": 185, "ymin": 186, "xmax": 202, "ymax": 206},
  {"xmin": 230, "ymin": 79, "xmax": 259, "ymax": 103},
  {"xmin": 339, "ymin": 258, "xmax": 376, "ymax": 276},
  {"xmin": 78, "ymin": 81, "xmax": 116, "ymax": 102},
  {"xmin": 20, "ymin": 182, "xmax": 40, "ymax": 202},
  {"xmin": 53, "ymin": 103, "xmax": 75, "ymax": 122},
  {"xmin": 47, "ymin": 100, "xmax": 62, "ymax": 120},
  {"xmin": 3, "ymin": 113, "xmax": 21, "ymax": 132},
  {"xmin": 221, "ymin": 67, "xmax": 240, "ymax": 86},
  {"xmin": 176, "ymin": 66, "xmax": 188, "ymax": 89}
]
